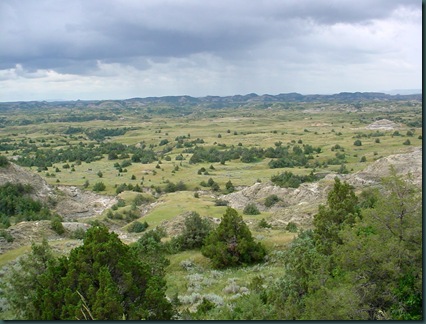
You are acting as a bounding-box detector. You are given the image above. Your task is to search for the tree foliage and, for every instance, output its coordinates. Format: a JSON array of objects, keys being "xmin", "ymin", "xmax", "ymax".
[
  {"xmin": 269, "ymin": 170, "xmax": 422, "ymax": 320},
  {"xmin": 24, "ymin": 226, "xmax": 173, "ymax": 320},
  {"xmin": 92, "ymin": 181, "xmax": 106, "ymax": 192},
  {"xmin": 0, "ymin": 155, "xmax": 10, "ymax": 167},
  {"xmin": 0, "ymin": 183, "xmax": 52, "ymax": 228},
  {"xmin": 333, "ymin": 170, "xmax": 422, "ymax": 320},
  {"xmin": 243, "ymin": 203, "xmax": 260, "ymax": 215},
  {"xmin": 50, "ymin": 215, "xmax": 65, "ymax": 235},
  {"xmin": 270, "ymin": 171, "xmax": 318, "ymax": 188},
  {"xmin": 264, "ymin": 194, "xmax": 279, "ymax": 207},
  {"xmin": 1, "ymin": 239, "xmax": 55, "ymax": 319},
  {"xmin": 131, "ymin": 228, "xmax": 171, "ymax": 277},
  {"xmin": 201, "ymin": 207, "xmax": 266, "ymax": 269},
  {"xmin": 127, "ymin": 220, "xmax": 149, "ymax": 233},
  {"xmin": 170, "ymin": 212, "xmax": 212, "ymax": 251},
  {"xmin": 313, "ymin": 177, "xmax": 360, "ymax": 254}
]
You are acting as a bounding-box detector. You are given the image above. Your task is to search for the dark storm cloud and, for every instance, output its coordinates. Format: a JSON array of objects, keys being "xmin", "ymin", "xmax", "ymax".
[{"xmin": 0, "ymin": 0, "xmax": 418, "ymax": 74}]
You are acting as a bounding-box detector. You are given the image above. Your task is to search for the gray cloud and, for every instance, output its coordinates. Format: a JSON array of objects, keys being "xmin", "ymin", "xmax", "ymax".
[{"xmin": 0, "ymin": 0, "xmax": 421, "ymax": 100}]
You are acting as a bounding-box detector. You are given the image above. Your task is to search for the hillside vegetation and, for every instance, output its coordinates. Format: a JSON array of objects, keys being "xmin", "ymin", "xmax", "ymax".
[{"xmin": 0, "ymin": 93, "xmax": 422, "ymax": 320}]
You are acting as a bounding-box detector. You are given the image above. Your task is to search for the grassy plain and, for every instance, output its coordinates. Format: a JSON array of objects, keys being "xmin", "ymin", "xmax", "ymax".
[{"xmin": 12, "ymin": 105, "xmax": 421, "ymax": 193}]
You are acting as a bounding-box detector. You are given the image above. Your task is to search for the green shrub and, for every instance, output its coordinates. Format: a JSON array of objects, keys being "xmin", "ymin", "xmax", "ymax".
[
  {"xmin": 202, "ymin": 207, "xmax": 266, "ymax": 269},
  {"xmin": 28, "ymin": 226, "xmax": 173, "ymax": 319},
  {"xmin": 70, "ymin": 227, "xmax": 87, "ymax": 239},
  {"xmin": 215, "ymin": 199, "xmax": 228, "ymax": 206},
  {"xmin": 271, "ymin": 171, "xmax": 318, "ymax": 188},
  {"xmin": 50, "ymin": 216, "xmax": 65, "ymax": 235},
  {"xmin": 0, "ymin": 183, "xmax": 53, "ymax": 226},
  {"xmin": 170, "ymin": 212, "xmax": 212, "ymax": 251},
  {"xmin": 127, "ymin": 221, "xmax": 149, "ymax": 233},
  {"xmin": 0, "ymin": 229, "xmax": 14, "ymax": 242},
  {"xmin": 225, "ymin": 180, "xmax": 235, "ymax": 193},
  {"xmin": 211, "ymin": 182, "xmax": 220, "ymax": 192},
  {"xmin": 93, "ymin": 182, "xmax": 106, "ymax": 192},
  {"xmin": 121, "ymin": 160, "xmax": 132, "ymax": 168},
  {"xmin": 403, "ymin": 139, "xmax": 411, "ymax": 145},
  {"xmin": 285, "ymin": 222, "xmax": 298, "ymax": 233},
  {"xmin": 264, "ymin": 194, "xmax": 279, "ymax": 207},
  {"xmin": 0, "ymin": 156, "xmax": 10, "ymax": 167},
  {"xmin": 244, "ymin": 203, "xmax": 260, "ymax": 215},
  {"xmin": 353, "ymin": 139, "xmax": 362, "ymax": 146},
  {"xmin": 133, "ymin": 194, "xmax": 154, "ymax": 206},
  {"xmin": 83, "ymin": 180, "xmax": 90, "ymax": 188},
  {"xmin": 258, "ymin": 218, "xmax": 272, "ymax": 228},
  {"xmin": 338, "ymin": 164, "xmax": 349, "ymax": 174}
]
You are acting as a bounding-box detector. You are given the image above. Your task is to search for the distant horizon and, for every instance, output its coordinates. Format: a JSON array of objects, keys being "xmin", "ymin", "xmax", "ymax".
[{"xmin": 0, "ymin": 89, "xmax": 421, "ymax": 104}]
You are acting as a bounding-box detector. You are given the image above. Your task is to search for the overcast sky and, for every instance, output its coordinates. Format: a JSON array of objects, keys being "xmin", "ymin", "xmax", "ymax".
[{"xmin": 0, "ymin": 0, "xmax": 422, "ymax": 102}]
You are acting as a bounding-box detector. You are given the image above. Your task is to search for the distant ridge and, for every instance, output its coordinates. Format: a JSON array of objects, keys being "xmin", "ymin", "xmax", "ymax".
[{"xmin": 0, "ymin": 91, "xmax": 421, "ymax": 109}]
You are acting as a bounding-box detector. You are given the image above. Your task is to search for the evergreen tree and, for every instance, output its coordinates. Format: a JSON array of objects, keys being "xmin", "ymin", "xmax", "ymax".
[
  {"xmin": 170, "ymin": 212, "xmax": 212, "ymax": 251},
  {"xmin": 333, "ymin": 170, "xmax": 422, "ymax": 320},
  {"xmin": 225, "ymin": 180, "xmax": 235, "ymax": 193},
  {"xmin": 132, "ymin": 229, "xmax": 170, "ymax": 277},
  {"xmin": 0, "ymin": 155, "xmax": 9, "ymax": 167},
  {"xmin": 92, "ymin": 267, "xmax": 124, "ymax": 319},
  {"xmin": 201, "ymin": 207, "xmax": 266, "ymax": 268},
  {"xmin": 271, "ymin": 170, "xmax": 422, "ymax": 321},
  {"xmin": 31, "ymin": 226, "xmax": 173, "ymax": 320},
  {"xmin": 243, "ymin": 203, "xmax": 260, "ymax": 215},
  {"xmin": 1, "ymin": 239, "xmax": 55, "ymax": 319},
  {"xmin": 313, "ymin": 177, "xmax": 360, "ymax": 254}
]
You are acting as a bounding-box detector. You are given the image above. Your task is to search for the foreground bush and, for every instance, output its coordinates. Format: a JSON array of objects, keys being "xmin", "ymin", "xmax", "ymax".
[
  {"xmin": 202, "ymin": 207, "xmax": 266, "ymax": 269},
  {"xmin": 169, "ymin": 212, "xmax": 212, "ymax": 251},
  {"xmin": 7, "ymin": 226, "xmax": 174, "ymax": 320}
]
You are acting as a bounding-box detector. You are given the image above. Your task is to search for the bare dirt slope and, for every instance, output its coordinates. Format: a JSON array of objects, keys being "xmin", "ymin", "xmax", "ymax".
[
  {"xmin": 365, "ymin": 119, "xmax": 401, "ymax": 130},
  {"xmin": 0, "ymin": 163, "xmax": 117, "ymax": 221},
  {"xmin": 349, "ymin": 146, "xmax": 422, "ymax": 186},
  {"xmin": 220, "ymin": 146, "xmax": 422, "ymax": 228},
  {"xmin": 0, "ymin": 163, "xmax": 117, "ymax": 254}
]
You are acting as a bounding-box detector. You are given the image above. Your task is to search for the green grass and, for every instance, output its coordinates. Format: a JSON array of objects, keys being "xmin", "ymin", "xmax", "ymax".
[
  {"xmin": 164, "ymin": 240, "xmax": 293, "ymax": 306},
  {"xmin": 140, "ymin": 191, "xmax": 228, "ymax": 227},
  {"xmin": 0, "ymin": 245, "xmax": 31, "ymax": 268}
]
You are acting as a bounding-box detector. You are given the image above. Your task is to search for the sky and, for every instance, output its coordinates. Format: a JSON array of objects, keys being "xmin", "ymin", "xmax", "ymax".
[{"xmin": 0, "ymin": 0, "xmax": 422, "ymax": 102}]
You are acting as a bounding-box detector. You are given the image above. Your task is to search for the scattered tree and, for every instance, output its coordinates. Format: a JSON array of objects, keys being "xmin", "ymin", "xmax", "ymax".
[
  {"xmin": 0, "ymin": 155, "xmax": 10, "ymax": 167},
  {"xmin": 202, "ymin": 207, "xmax": 266, "ymax": 268},
  {"xmin": 313, "ymin": 177, "xmax": 360, "ymax": 255},
  {"xmin": 243, "ymin": 203, "xmax": 260, "ymax": 215},
  {"xmin": 353, "ymin": 139, "xmax": 362, "ymax": 146},
  {"xmin": 50, "ymin": 215, "xmax": 65, "ymax": 235},
  {"xmin": 170, "ymin": 212, "xmax": 212, "ymax": 251},
  {"xmin": 264, "ymin": 194, "xmax": 280, "ymax": 207},
  {"xmin": 93, "ymin": 181, "xmax": 106, "ymax": 192}
]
